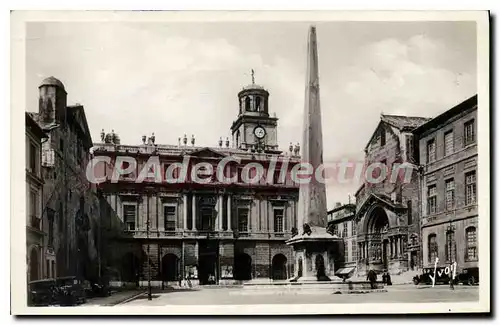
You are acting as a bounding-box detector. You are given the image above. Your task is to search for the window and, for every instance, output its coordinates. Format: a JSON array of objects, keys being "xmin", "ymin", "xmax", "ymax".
[
  {"xmin": 332, "ymin": 224, "xmax": 338, "ymax": 236},
  {"xmin": 466, "ymin": 227, "xmax": 477, "ymax": 261},
  {"xmin": 245, "ymin": 97, "xmax": 251, "ymax": 111},
  {"xmin": 428, "ymin": 234, "xmax": 438, "ymax": 264},
  {"xmin": 343, "ymin": 222, "xmax": 349, "ymax": 237},
  {"xmin": 407, "ymin": 200, "xmax": 413, "ymax": 225},
  {"xmin": 445, "ymin": 230, "xmax": 457, "ymax": 262},
  {"xmin": 444, "ymin": 131, "xmax": 454, "ymax": 156},
  {"xmin": 48, "ymin": 213, "xmax": 54, "ymax": 247},
  {"xmin": 274, "ymin": 209, "xmax": 284, "ymax": 235},
  {"xmin": 427, "ymin": 185, "xmax": 437, "ymax": 215},
  {"xmin": 164, "ymin": 206, "xmax": 176, "ymax": 231},
  {"xmin": 29, "ymin": 142, "xmax": 37, "ymax": 172},
  {"xmin": 427, "ymin": 139, "xmax": 436, "ymax": 163},
  {"xmin": 466, "ymin": 171, "xmax": 477, "ymax": 206},
  {"xmin": 405, "ymin": 134, "xmax": 414, "ymax": 161},
  {"xmin": 344, "ymin": 241, "xmax": 349, "ymax": 261},
  {"xmin": 380, "ymin": 128, "xmax": 386, "ymax": 146},
  {"xmin": 238, "ymin": 208, "xmax": 248, "ymax": 232},
  {"xmin": 445, "ymin": 179, "xmax": 455, "ymax": 211},
  {"xmin": 464, "ymin": 120, "xmax": 475, "ymax": 146},
  {"xmin": 123, "ymin": 204, "xmax": 136, "ymax": 231},
  {"xmin": 29, "ymin": 191, "xmax": 37, "ymax": 217},
  {"xmin": 351, "ymin": 220, "xmax": 356, "ymax": 236},
  {"xmin": 255, "ymin": 97, "xmax": 261, "ymax": 111},
  {"xmin": 351, "ymin": 241, "xmax": 357, "ymax": 262}
]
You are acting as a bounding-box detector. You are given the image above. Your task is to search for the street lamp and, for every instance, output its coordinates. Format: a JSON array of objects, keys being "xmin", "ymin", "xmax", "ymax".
[{"xmin": 146, "ymin": 190, "xmax": 152, "ymax": 301}]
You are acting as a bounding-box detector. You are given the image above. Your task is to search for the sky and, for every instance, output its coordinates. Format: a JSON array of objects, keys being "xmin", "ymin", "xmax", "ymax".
[{"xmin": 25, "ymin": 21, "xmax": 477, "ymax": 209}]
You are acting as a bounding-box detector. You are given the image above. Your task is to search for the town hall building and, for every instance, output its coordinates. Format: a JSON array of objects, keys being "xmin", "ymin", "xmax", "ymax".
[{"xmin": 92, "ymin": 79, "xmax": 301, "ymax": 286}]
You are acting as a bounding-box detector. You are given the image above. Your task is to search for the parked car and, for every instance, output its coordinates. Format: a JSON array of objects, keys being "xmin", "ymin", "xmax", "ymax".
[
  {"xmin": 28, "ymin": 279, "xmax": 59, "ymax": 306},
  {"xmin": 455, "ymin": 268, "xmax": 479, "ymax": 285},
  {"xmin": 87, "ymin": 280, "xmax": 112, "ymax": 297},
  {"xmin": 412, "ymin": 267, "xmax": 452, "ymax": 285},
  {"xmin": 55, "ymin": 276, "xmax": 86, "ymax": 306}
]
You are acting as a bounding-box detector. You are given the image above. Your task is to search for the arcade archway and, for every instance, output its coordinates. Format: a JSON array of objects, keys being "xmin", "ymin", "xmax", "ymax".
[
  {"xmin": 120, "ymin": 252, "xmax": 142, "ymax": 283},
  {"xmin": 161, "ymin": 254, "xmax": 179, "ymax": 281},
  {"xmin": 234, "ymin": 253, "xmax": 252, "ymax": 280},
  {"xmin": 271, "ymin": 254, "xmax": 287, "ymax": 280},
  {"xmin": 29, "ymin": 247, "xmax": 39, "ymax": 282}
]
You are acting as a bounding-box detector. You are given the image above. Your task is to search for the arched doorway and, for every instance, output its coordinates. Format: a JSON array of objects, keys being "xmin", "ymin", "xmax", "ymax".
[
  {"xmin": 161, "ymin": 254, "xmax": 179, "ymax": 282},
  {"xmin": 367, "ymin": 207, "xmax": 390, "ymax": 269},
  {"xmin": 29, "ymin": 247, "xmax": 39, "ymax": 282},
  {"xmin": 234, "ymin": 253, "xmax": 252, "ymax": 280},
  {"xmin": 120, "ymin": 252, "xmax": 142, "ymax": 283},
  {"xmin": 271, "ymin": 254, "xmax": 287, "ymax": 280},
  {"xmin": 315, "ymin": 254, "xmax": 326, "ymax": 280}
]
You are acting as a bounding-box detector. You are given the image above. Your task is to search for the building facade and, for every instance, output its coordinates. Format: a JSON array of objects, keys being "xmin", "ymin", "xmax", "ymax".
[
  {"xmin": 92, "ymin": 81, "xmax": 301, "ymax": 285},
  {"xmin": 355, "ymin": 114, "xmax": 430, "ymax": 275},
  {"xmin": 30, "ymin": 76, "xmax": 102, "ymax": 280},
  {"xmin": 414, "ymin": 95, "xmax": 478, "ymax": 277},
  {"xmin": 26, "ymin": 113, "xmax": 48, "ymax": 282},
  {"xmin": 327, "ymin": 203, "xmax": 357, "ymax": 268}
]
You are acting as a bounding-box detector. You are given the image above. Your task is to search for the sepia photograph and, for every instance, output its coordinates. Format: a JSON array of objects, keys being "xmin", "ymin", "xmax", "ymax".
[{"xmin": 11, "ymin": 10, "xmax": 490, "ymax": 315}]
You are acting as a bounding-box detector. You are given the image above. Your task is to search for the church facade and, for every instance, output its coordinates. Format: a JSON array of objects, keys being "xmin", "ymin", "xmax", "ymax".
[
  {"xmin": 92, "ymin": 80, "xmax": 301, "ymax": 286},
  {"xmin": 354, "ymin": 114, "xmax": 430, "ymax": 276}
]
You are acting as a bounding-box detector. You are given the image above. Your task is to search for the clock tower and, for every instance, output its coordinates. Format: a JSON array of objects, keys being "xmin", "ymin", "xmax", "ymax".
[{"xmin": 230, "ymin": 70, "xmax": 280, "ymax": 153}]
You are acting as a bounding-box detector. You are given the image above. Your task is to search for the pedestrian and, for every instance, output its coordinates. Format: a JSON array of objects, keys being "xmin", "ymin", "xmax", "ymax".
[
  {"xmin": 178, "ymin": 274, "xmax": 182, "ymax": 288},
  {"xmin": 386, "ymin": 272, "xmax": 392, "ymax": 286},
  {"xmin": 367, "ymin": 269, "xmax": 377, "ymax": 289}
]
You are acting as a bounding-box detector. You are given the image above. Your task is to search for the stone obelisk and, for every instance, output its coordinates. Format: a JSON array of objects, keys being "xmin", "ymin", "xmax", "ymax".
[{"xmin": 286, "ymin": 25, "xmax": 342, "ymax": 282}]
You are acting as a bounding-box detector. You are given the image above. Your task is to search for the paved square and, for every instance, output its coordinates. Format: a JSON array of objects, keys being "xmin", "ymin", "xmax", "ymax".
[{"xmin": 121, "ymin": 285, "xmax": 479, "ymax": 306}]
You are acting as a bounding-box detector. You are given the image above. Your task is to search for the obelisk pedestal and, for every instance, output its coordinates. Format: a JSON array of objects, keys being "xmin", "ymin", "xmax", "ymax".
[{"xmin": 286, "ymin": 25, "xmax": 343, "ymax": 282}]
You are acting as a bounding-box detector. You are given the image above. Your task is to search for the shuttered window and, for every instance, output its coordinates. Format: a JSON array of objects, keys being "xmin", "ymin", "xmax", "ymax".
[
  {"xmin": 444, "ymin": 131, "xmax": 454, "ymax": 156},
  {"xmin": 123, "ymin": 204, "xmax": 136, "ymax": 231},
  {"xmin": 164, "ymin": 206, "xmax": 176, "ymax": 231},
  {"xmin": 427, "ymin": 139, "xmax": 436, "ymax": 163}
]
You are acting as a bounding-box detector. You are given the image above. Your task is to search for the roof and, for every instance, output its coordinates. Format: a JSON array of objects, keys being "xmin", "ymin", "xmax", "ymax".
[
  {"xmin": 67, "ymin": 105, "xmax": 93, "ymax": 149},
  {"xmin": 364, "ymin": 114, "xmax": 431, "ymax": 150},
  {"xmin": 327, "ymin": 203, "xmax": 356, "ymax": 215},
  {"xmin": 380, "ymin": 114, "xmax": 431, "ymax": 131},
  {"xmin": 39, "ymin": 76, "xmax": 66, "ymax": 91},
  {"xmin": 25, "ymin": 112, "xmax": 47, "ymax": 140},
  {"xmin": 239, "ymin": 83, "xmax": 269, "ymax": 94},
  {"xmin": 412, "ymin": 95, "xmax": 478, "ymax": 137}
]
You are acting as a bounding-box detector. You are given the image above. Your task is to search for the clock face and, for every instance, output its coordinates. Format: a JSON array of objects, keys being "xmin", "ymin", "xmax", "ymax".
[{"xmin": 254, "ymin": 126, "xmax": 266, "ymax": 139}]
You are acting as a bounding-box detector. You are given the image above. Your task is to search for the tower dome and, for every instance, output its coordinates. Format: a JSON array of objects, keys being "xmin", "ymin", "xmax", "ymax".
[
  {"xmin": 237, "ymin": 69, "xmax": 269, "ymax": 115},
  {"xmin": 39, "ymin": 76, "xmax": 66, "ymax": 91}
]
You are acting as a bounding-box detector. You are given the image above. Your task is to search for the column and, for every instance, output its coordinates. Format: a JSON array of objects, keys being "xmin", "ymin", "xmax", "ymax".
[
  {"xmin": 218, "ymin": 195, "xmax": 223, "ymax": 231},
  {"xmin": 395, "ymin": 236, "xmax": 399, "ymax": 258},
  {"xmin": 183, "ymin": 194, "xmax": 188, "ymax": 230},
  {"xmin": 227, "ymin": 195, "xmax": 232, "ymax": 231},
  {"xmin": 399, "ymin": 236, "xmax": 404, "ymax": 258},
  {"xmin": 192, "ymin": 194, "xmax": 197, "ymax": 231},
  {"xmin": 390, "ymin": 237, "xmax": 394, "ymax": 258}
]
